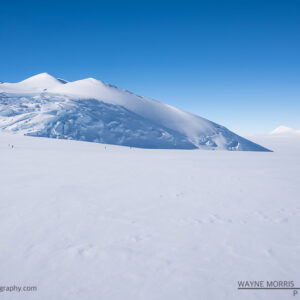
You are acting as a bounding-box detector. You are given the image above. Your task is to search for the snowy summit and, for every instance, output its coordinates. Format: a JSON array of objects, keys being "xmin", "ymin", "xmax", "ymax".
[
  {"xmin": 271, "ymin": 125, "xmax": 300, "ymax": 135},
  {"xmin": 0, "ymin": 73, "xmax": 270, "ymax": 151}
]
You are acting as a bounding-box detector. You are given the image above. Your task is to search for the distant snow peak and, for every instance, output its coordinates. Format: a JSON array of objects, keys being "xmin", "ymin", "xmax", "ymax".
[
  {"xmin": 271, "ymin": 126, "xmax": 300, "ymax": 135},
  {"xmin": 0, "ymin": 73, "xmax": 271, "ymax": 151}
]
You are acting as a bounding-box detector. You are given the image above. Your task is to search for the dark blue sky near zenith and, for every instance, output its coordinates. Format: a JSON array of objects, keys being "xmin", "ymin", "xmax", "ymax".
[{"xmin": 0, "ymin": 0, "xmax": 299, "ymax": 134}]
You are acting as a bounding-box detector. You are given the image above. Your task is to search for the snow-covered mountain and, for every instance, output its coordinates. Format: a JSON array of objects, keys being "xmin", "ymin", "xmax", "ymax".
[
  {"xmin": 271, "ymin": 125, "xmax": 300, "ymax": 135},
  {"xmin": 0, "ymin": 73, "xmax": 270, "ymax": 151}
]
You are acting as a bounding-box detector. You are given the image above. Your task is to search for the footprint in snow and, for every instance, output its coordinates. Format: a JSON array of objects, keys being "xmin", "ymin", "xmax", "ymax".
[
  {"xmin": 265, "ymin": 248, "xmax": 275, "ymax": 257},
  {"xmin": 280, "ymin": 217, "xmax": 289, "ymax": 223},
  {"xmin": 67, "ymin": 244, "xmax": 96, "ymax": 258},
  {"xmin": 175, "ymin": 192, "xmax": 184, "ymax": 197}
]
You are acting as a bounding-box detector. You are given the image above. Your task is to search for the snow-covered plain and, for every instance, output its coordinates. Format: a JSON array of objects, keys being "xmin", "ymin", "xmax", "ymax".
[{"xmin": 0, "ymin": 132, "xmax": 299, "ymax": 300}]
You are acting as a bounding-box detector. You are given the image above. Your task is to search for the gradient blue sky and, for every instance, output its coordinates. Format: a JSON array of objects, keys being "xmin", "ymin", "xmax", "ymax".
[{"xmin": 1, "ymin": 0, "xmax": 299, "ymax": 135}]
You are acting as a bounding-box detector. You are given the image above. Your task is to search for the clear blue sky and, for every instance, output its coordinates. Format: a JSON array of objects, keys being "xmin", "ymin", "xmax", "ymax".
[{"xmin": 1, "ymin": 0, "xmax": 299, "ymax": 135}]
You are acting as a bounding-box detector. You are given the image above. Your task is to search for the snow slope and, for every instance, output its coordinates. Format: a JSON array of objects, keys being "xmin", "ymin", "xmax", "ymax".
[
  {"xmin": 0, "ymin": 73, "xmax": 270, "ymax": 151},
  {"xmin": 0, "ymin": 133, "xmax": 299, "ymax": 300}
]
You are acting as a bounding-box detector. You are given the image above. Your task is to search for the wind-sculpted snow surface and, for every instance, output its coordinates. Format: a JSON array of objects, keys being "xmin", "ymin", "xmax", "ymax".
[{"xmin": 0, "ymin": 73, "xmax": 270, "ymax": 151}]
